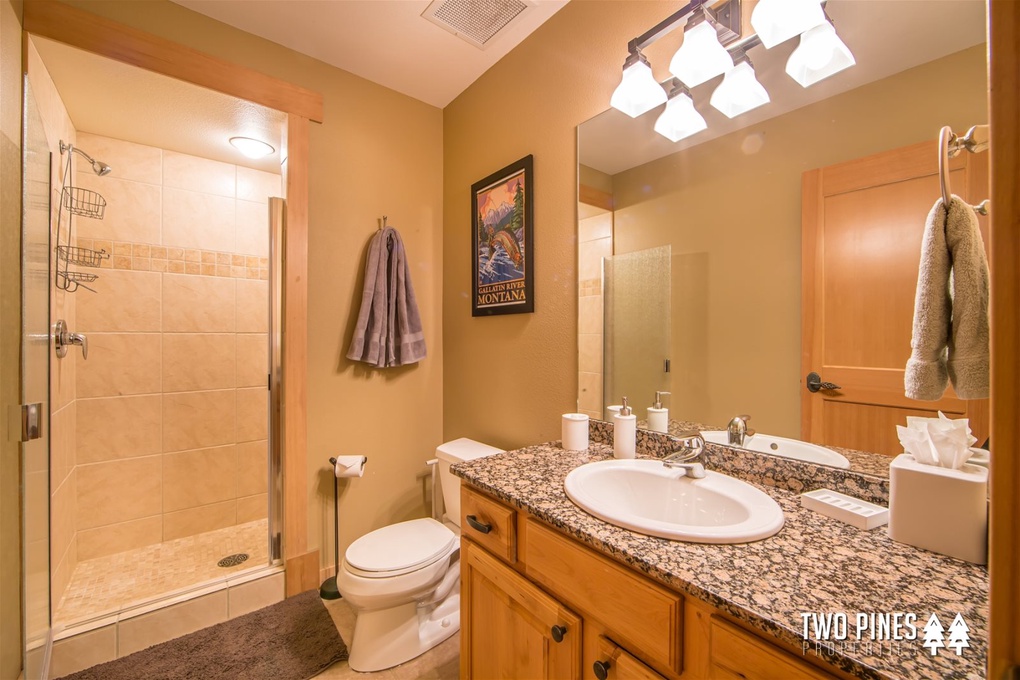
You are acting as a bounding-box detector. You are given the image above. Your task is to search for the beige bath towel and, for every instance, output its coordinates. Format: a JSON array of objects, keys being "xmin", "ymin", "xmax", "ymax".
[{"xmin": 905, "ymin": 196, "xmax": 989, "ymax": 400}]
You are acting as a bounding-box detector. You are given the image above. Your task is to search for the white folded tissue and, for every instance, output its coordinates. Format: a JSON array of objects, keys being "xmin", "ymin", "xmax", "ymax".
[{"xmin": 895, "ymin": 412, "xmax": 978, "ymax": 470}]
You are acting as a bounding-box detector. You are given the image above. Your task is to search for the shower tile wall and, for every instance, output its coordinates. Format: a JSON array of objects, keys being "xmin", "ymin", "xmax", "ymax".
[
  {"xmin": 577, "ymin": 211, "xmax": 612, "ymax": 420},
  {"xmin": 71, "ymin": 132, "xmax": 278, "ymax": 561}
]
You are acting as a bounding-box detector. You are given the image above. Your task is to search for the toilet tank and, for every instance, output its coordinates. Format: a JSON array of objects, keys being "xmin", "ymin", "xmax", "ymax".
[{"xmin": 436, "ymin": 438, "xmax": 504, "ymax": 527}]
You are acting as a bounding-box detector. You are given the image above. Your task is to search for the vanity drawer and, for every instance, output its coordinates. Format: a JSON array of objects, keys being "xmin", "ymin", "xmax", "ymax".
[
  {"xmin": 592, "ymin": 637, "xmax": 667, "ymax": 680},
  {"xmin": 525, "ymin": 519, "xmax": 683, "ymax": 675},
  {"xmin": 461, "ymin": 486, "xmax": 517, "ymax": 563},
  {"xmin": 709, "ymin": 616, "xmax": 836, "ymax": 680}
]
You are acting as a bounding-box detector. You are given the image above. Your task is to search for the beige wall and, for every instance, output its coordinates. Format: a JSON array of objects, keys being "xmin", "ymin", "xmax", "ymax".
[
  {"xmin": 0, "ymin": 0, "xmax": 23, "ymax": 674},
  {"xmin": 71, "ymin": 132, "xmax": 278, "ymax": 561},
  {"xmin": 444, "ymin": 1, "xmax": 684, "ymax": 448},
  {"xmin": 61, "ymin": 1, "xmax": 445, "ymax": 567},
  {"xmin": 610, "ymin": 45, "xmax": 988, "ymax": 437}
]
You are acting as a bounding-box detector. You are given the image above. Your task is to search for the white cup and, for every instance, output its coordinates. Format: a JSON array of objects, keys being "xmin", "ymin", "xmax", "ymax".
[{"xmin": 561, "ymin": 413, "xmax": 590, "ymax": 451}]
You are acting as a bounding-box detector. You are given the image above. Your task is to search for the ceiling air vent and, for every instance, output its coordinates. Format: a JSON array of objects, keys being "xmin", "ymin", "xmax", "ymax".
[{"xmin": 422, "ymin": 0, "xmax": 531, "ymax": 50}]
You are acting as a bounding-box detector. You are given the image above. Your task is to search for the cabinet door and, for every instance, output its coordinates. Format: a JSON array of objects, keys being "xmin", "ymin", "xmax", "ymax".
[
  {"xmin": 462, "ymin": 539, "xmax": 582, "ymax": 679},
  {"xmin": 709, "ymin": 617, "xmax": 837, "ymax": 680},
  {"xmin": 591, "ymin": 637, "xmax": 667, "ymax": 680}
]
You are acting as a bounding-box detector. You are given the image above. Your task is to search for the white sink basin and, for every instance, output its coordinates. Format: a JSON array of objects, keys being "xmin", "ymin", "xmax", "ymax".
[
  {"xmin": 564, "ymin": 459, "xmax": 784, "ymax": 544},
  {"xmin": 701, "ymin": 431, "xmax": 851, "ymax": 469}
]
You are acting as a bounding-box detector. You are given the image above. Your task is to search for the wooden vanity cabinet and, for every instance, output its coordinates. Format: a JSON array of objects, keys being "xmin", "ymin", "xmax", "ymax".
[
  {"xmin": 459, "ymin": 485, "xmax": 843, "ymax": 680},
  {"xmin": 461, "ymin": 538, "xmax": 582, "ymax": 679}
]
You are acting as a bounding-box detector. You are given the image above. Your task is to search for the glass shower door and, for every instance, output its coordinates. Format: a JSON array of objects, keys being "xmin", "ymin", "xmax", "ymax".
[
  {"xmin": 22, "ymin": 81, "xmax": 52, "ymax": 679},
  {"xmin": 603, "ymin": 245, "xmax": 671, "ymax": 419}
]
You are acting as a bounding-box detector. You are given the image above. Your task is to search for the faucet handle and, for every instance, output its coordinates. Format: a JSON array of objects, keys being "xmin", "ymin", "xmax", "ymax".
[
  {"xmin": 736, "ymin": 414, "xmax": 751, "ymax": 423},
  {"xmin": 673, "ymin": 430, "xmax": 705, "ymax": 458}
]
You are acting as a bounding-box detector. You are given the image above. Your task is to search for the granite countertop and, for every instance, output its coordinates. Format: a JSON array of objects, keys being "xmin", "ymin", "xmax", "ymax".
[{"xmin": 453, "ymin": 442, "xmax": 988, "ymax": 680}]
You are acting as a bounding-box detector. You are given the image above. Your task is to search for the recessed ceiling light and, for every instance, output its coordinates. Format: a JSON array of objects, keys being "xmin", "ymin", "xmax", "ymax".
[{"xmin": 229, "ymin": 136, "xmax": 275, "ymax": 159}]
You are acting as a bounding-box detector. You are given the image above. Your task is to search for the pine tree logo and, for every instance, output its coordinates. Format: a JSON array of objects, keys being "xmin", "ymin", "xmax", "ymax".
[
  {"xmin": 922, "ymin": 613, "xmax": 945, "ymax": 656},
  {"xmin": 947, "ymin": 613, "xmax": 970, "ymax": 656}
]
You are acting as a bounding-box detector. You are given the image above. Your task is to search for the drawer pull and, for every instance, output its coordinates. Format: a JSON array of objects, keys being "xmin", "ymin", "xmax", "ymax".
[
  {"xmin": 593, "ymin": 660, "xmax": 611, "ymax": 680},
  {"xmin": 466, "ymin": 514, "xmax": 492, "ymax": 534},
  {"xmin": 551, "ymin": 624, "xmax": 567, "ymax": 642}
]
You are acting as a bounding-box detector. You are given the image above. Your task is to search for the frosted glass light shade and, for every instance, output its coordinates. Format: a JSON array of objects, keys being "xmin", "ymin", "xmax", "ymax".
[
  {"xmin": 669, "ymin": 21, "xmax": 734, "ymax": 88},
  {"xmin": 654, "ymin": 92, "xmax": 707, "ymax": 142},
  {"xmin": 710, "ymin": 61, "xmax": 770, "ymax": 118},
  {"xmin": 751, "ymin": 0, "xmax": 826, "ymax": 49},
  {"xmin": 786, "ymin": 21, "xmax": 856, "ymax": 87},
  {"xmin": 610, "ymin": 59, "xmax": 668, "ymax": 118},
  {"xmin": 229, "ymin": 136, "xmax": 275, "ymax": 158}
]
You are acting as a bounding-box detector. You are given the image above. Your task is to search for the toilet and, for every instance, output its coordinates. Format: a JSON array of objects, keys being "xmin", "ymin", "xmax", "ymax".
[{"xmin": 336, "ymin": 438, "xmax": 503, "ymax": 672}]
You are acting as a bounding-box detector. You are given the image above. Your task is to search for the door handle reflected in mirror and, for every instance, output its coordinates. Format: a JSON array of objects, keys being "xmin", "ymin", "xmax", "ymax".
[{"xmin": 806, "ymin": 372, "xmax": 840, "ymax": 393}]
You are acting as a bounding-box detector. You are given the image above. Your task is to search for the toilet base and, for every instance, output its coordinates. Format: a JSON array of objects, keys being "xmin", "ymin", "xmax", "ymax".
[{"xmin": 347, "ymin": 591, "xmax": 460, "ymax": 672}]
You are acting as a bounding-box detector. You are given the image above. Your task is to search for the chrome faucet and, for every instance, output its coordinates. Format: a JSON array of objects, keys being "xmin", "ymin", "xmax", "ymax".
[
  {"xmin": 727, "ymin": 415, "xmax": 754, "ymax": 446},
  {"xmin": 662, "ymin": 431, "xmax": 706, "ymax": 479}
]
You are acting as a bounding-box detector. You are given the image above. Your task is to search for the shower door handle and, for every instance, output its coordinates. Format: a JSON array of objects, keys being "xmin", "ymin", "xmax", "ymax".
[{"xmin": 54, "ymin": 320, "xmax": 88, "ymax": 360}]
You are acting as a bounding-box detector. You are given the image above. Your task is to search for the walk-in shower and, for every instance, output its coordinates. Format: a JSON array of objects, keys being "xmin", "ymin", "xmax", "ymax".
[{"xmin": 21, "ymin": 33, "xmax": 287, "ymax": 677}]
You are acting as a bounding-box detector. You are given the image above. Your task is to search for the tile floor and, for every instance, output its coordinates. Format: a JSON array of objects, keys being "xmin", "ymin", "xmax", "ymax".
[
  {"xmin": 55, "ymin": 519, "xmax": 270, "ymax": 626},
  {"xmin": 318, "ymin": 597, "xmax": 460, "ymax": 679}
]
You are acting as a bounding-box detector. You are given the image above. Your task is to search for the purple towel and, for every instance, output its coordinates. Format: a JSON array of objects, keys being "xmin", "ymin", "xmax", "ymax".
[{"xmin": 347, "ymin": 226, "xmax": 426, "ymax": 367}]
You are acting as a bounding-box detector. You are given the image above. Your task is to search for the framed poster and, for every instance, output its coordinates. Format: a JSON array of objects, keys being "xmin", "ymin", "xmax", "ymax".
[{"xmin": 471, "ymin": 154, "xmax": 534, "ymax": 316}]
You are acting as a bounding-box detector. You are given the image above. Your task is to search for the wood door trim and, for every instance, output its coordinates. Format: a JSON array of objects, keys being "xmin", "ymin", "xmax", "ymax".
[
  {"xmin": 22, "ymin": 0, "xmax": 324, "ymax": 122},
  {"xmin": 988, "ymin": 0, "xmax": 1020, "ymax": 676},
  {"xmin": 819, "ymin": 140, "xmax": 966, "ymax": 196},
  {"xmin": 801, "ymin": 168, "xmax": 824, "ymax": 443}
]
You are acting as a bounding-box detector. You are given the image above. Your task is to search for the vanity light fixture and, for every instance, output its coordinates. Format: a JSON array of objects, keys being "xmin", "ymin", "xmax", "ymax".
[
  {"xmin": 609, "ymin": 0, "xmax": 854, "ymax": 142},
  {"xmin": 229, "ymin": 136, "xmax": 275, "ymax": 159},
  {"xmin": 668, "ymin": 7, "xmax": 734, "ymax": 88},
  {"xmin": 609, "ymin": 48, "xmax": 668, "ymax": 118},
  {"xmin": 654, "ymin": 80, "xmax": 707, "ymax": 143},
  {"xmin": 710, "ymin": 51, "xmax": 770, "ymax": 119},
  {"xmin": 785, "ymin": 16, "xmax": 856, "ymax": 88},
  {"xmin": 750, "ymin": 0, "xmax": 825, "ymax": 49}
]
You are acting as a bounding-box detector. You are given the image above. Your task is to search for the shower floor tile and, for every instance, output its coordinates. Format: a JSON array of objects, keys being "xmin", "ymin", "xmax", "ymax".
[{"xmin": 55, "ymin": 519, "xmax": 270, "ymax": 627}]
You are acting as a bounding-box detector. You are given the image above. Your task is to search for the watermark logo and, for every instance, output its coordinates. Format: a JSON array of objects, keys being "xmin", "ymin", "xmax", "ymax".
[{"xmin": 800, "ymin": 611, "xmax": 971, "ymax": 658}]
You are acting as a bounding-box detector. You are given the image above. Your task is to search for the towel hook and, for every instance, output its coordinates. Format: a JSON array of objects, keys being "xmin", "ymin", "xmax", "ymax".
[{"xmin": 379, "ymin": 215, "xmax": 388, "ymax": 232}]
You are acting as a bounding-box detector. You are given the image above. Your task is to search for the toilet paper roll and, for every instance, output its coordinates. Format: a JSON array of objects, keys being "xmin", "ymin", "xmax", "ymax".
[
  {"xmin": 562, "ymin": 413, "xmax": 589, "ymax": 451},
  {"xmin": 333, "ymin": 455, "xmax": 367, "ymax": 478}
]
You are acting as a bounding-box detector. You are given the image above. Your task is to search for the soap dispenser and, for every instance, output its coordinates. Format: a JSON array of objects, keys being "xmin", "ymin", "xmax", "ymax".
[
  {"xmin": 613, "ymin": 397, "xmax": 637, "ymax": 459},
  {"xmin": 647, "ymin": 391, "xmax": 670, "ymax": 434}
]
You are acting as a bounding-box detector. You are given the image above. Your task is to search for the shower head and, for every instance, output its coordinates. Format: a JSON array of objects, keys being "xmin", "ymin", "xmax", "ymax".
[{"xmin": 59, "ymin": 141, "xmax": 112, "ymax": 177}]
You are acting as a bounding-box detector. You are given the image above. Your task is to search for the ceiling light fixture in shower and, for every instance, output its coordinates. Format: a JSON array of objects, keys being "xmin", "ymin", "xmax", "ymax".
[{"xmin": 229, "ymin": 136, "xmax": 275, "ymax": 159}]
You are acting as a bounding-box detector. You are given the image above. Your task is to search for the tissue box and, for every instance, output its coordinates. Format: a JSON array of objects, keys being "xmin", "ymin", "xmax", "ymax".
[{"xmin": 888, "ymin": 454, "xmax": 988, "ymax": 564}]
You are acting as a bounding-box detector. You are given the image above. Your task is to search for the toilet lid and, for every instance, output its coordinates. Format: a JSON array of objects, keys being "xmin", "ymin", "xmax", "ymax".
[{"xmin": 346, "ymin": 518, "xmax": 456, "ymax": 574}]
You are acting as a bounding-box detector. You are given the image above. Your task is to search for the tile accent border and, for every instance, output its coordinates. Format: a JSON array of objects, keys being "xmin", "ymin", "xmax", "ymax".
[{"xmin": 77, "ymin": 238, "xmax": 269, "ymax": 280}]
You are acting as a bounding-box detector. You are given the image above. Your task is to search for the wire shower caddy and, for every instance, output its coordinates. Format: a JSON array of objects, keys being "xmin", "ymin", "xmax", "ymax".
[{"xmin": 54, "ymin": 141, "xmax": 109, "ymax": 292}]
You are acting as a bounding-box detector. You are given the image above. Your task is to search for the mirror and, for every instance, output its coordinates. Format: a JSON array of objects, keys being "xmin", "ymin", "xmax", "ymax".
[{"xmin": 576, "ymin": 0, "xmax": 988, "ymax": 475}]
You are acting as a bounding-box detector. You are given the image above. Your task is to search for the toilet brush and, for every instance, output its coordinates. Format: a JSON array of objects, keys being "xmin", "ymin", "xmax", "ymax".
[{"xmin": 319, "ymin": 456, "xmax": 342, "ymax": 600}]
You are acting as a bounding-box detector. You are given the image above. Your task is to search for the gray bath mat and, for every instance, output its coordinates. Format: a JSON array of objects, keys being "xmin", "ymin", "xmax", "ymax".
[{"xmin": 56, "ymin": 589, "xmax": 348, "ymax": 680}]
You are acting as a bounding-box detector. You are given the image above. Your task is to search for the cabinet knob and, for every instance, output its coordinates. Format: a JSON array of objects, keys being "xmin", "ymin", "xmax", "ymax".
[
  {"xmin": 593, "ymin": 660, "xmax": 611, "ymax": 680},
  {"xmin": 465, "ymin": 515, "xmax": 492, "ymax": 534},
  {"xmin": 550, "ymin": 624, "xmax": 567, "ymax": 643}
]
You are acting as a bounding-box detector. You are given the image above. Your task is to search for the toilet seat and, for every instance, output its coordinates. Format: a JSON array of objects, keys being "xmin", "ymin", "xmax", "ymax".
[{"xmin": 345, "ymin": 518, "xmax": 456, "ymax": 578}]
